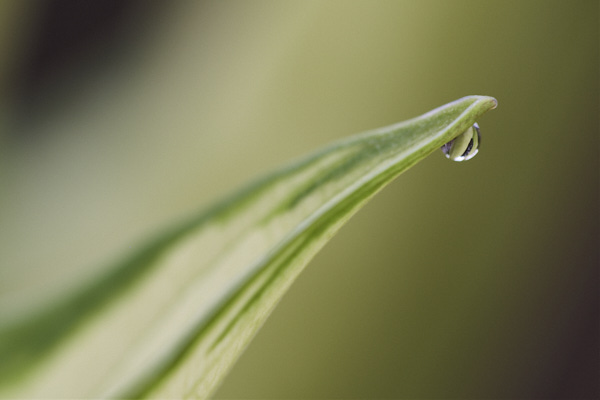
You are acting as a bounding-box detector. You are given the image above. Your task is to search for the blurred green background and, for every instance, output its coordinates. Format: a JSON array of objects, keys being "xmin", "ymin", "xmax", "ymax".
[{"xmin": 0, "ymin": 0, "xmax": 597, "ymax": 398}]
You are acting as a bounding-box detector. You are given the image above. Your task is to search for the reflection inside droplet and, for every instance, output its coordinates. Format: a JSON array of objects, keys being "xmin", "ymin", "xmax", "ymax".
[{"xmin": 441, "ymin": 123, "xmax": 481, "ymax": 162}]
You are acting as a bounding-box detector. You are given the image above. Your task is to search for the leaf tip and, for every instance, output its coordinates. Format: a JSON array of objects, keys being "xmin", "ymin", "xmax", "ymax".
[{"xmin": 471, "ymin": 95, "xmax": 498, "ymax": 110}]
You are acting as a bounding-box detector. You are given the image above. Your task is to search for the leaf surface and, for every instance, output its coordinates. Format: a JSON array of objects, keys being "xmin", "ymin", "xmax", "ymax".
[{"xmin": 0, "ymin": 95, "xmax": 497, "ymax": 398}]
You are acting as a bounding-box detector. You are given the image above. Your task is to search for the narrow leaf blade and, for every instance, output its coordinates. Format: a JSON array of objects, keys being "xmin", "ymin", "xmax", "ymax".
[{"xmin": 0, "ymin": 95, "xmax": 497, "ymax": 398}]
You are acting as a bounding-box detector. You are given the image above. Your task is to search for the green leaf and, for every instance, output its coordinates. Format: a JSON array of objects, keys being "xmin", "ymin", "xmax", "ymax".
[{"xmin": 0, "ymin": 95, "xmax": 497, "ymax": 398}]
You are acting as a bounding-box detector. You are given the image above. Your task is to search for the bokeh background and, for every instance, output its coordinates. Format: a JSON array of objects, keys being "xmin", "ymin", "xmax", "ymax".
[{"xmin": 0, "ymin": 0, "xmax": 597, "ymax": 398}]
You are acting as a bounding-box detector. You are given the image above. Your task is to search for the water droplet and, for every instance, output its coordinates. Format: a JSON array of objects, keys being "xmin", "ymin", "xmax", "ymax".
[{"xmin": 441, "ymin": 123, "xmax": 481, "ymax": 162}]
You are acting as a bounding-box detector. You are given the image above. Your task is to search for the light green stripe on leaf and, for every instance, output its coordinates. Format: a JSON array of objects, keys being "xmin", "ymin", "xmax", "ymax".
[{"xmin": 0, "ymin": 95, "xmax": 497, "ymax": 399}]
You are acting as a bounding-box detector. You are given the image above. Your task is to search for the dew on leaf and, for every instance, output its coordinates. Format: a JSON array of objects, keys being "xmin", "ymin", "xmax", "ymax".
[{"xmin": 441, "ymin": 123, "xmax": 481, "ymax": 162}]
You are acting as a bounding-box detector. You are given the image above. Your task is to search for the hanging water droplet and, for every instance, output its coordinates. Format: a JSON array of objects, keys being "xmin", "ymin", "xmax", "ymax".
[{"xmin": 441, "ymin": 123, "xmax": 481, "ymax": 162}]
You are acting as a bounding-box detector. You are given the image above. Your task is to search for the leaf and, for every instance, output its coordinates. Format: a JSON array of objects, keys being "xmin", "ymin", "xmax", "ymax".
[{"xmin": 0, "ymin": 95, "xmax": 497, "ymax": 398}]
